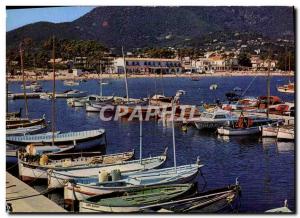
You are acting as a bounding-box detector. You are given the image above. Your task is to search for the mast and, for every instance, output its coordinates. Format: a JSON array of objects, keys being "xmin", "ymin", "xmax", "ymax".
[
  {"xmin": 6, "ymin": 59, "xmax": 10, "ymax": 113},
  {"xmin": 6, "ymin": 76, "xmax": 8, "ymax": 113},
  {"xmin": 99, "ymin": 60, "xmax": 103, "ymax": 97},
  {"xmin": 51, "ymin": 36, "xmax": 56, "ymax": 146},
  {"xmin": 288, "ymin": 52, "xmax": 291, "ymax": 72},
  {"xmin": 266, "ymin": 50, "xmax": 271, "ymax": 119},
  {"xmin": 160, "ymin": 62, "xmax": 164, "ymax": 96},
  {"xmin": 33, "ymin": 56, "xmax": 37, "ymax": 81},
  {"xmin": 122, "ymin": 46, "xmax": 129, "ymax": 102},
  {"xmin": 171, "ymin": 100, "xmax": 177, "ymax": 174},
  {"xmin": 19, "ymin": 42, "xmax": 29, "ymax": 118},
  {"xmin": 139, "ymin": 119, "xmax": 142, "ymax": 164}
]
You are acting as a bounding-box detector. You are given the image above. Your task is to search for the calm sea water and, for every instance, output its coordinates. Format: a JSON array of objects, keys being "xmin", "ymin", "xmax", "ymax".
[{"xmin": 7, "ymin": 76, "xmax": 295, "ymax": 213}]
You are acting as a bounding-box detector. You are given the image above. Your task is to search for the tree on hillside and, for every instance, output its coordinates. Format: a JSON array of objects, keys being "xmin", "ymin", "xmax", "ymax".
[
  {"xmin": 144, "ymin": 48, "xmax": 175, "ymax": 59},
  {"xmin": 238, "ymin": 53, "xmax": 252, "ymax": 67}
]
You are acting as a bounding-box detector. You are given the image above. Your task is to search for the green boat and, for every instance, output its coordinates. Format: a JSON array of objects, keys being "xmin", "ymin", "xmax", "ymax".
[{"xmin": 79, "ymin": 183, "xmax": 195, "ymax": 213}]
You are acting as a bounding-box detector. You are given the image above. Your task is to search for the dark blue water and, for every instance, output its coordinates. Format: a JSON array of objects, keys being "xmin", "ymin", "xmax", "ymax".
[{"xmin": 7, "ymin": 76, "xmax": 295, "ymax": 213}]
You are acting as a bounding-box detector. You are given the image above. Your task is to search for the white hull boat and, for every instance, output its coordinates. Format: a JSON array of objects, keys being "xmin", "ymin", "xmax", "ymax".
[
  {"xmin": 64, "ymin": 80, "xmax": 80, "ymax": 86},
  {"xmin": 261, "ymin": 126, "xmax": 279, "ymax": 137},
  {"xmin": 18, "ymin": 150, "xmax": 134, "ymax": 182},
  {"xmin": 68, "ymin": 95, "xmax": 114, "ymax": 107},
  {"xmin": 40, "ymin": 93, "xmax": 53, "ymax": 100},
  {"xmin": 86, "ymin": 104, "xmax": 101, "ymax": 112},
  {"xmin": 6, "ymin": 124, "xmax": 47, "ymax": 136},
  {"xmin": 277, "ymin": 83, "xmax": 294, "ymax": 94},
  {"xmin": 48, "ymin": 151, "xmax": 168, "ymax": 189},
  {"xmin": 277, "ymin": 126, "xmax": 294, "ymax": 140},
  {"xmin": 64, "ymin": 162, "xmax": 202, "ymax": 204},
  {"xmin": 217, "ymin": 126, "xmax": 261, "ymax": 136},
  {"xmin": 194, "ymin": 109, "xmax": 237, "ymax": 130},
  {"xmin": 6, "ymin": 128, "xmax": 105, "ymax": 146}
]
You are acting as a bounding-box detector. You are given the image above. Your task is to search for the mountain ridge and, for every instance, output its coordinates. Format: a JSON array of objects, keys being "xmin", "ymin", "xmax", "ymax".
[{"xmin": 7, "ymin": 6, "xmax": 295, "ymax": 49}]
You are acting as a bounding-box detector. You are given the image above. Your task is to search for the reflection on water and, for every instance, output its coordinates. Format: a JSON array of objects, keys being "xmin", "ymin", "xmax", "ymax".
[{"xmin": 6, "ymin": 77, "xmax": 295, "ymax": 213}]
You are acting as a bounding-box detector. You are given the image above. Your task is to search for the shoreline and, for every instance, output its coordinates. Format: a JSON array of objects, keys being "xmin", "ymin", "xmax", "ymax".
[{"xmin": 7, "ymin": 71, "xmax": 294, "ymax": 82}]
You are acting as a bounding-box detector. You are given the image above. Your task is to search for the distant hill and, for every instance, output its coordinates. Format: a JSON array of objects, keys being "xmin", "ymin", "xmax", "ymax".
[{"xmin": 7, "ymin": 6, "xmax": 295, "ymax": 50}]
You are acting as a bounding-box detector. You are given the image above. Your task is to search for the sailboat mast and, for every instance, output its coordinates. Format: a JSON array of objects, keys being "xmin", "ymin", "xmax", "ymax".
[
  {"xmin": 171, "ymin": 100, "xmax": 177, "ymax": 174},
  {"xmin": 99, "ymin": 60, "xmax": 103, "ymax": 97},
  {"xmin": 288, "ymin": 52, "xmax": 291, "ymax": 72},
  {"xmin": 51, "ymin": 36, "xmax": 56, "ymax": 146},
  {"xmin": 122, "ymin": 46, "xmax": 129, "ymax": 102},
  {"xmin": 139, "ymin": 119, "xmax": 142, "ymax": 164},
  {"xmin": 6, "ymin": 76, "xmax": 8, "ymax": 113},
  {"xmin": 266, "ymin": 51, "xmax": 271, "ymax": 119},
  {"xmin": 19, "ymin": 43, "xmax": 29, "ymax": 118}
]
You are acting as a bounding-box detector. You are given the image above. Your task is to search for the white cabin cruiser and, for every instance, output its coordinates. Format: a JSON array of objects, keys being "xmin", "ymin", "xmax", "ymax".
[{"xmin": 194, "ymin": 109, "xmax": 238, "ymax": 130}]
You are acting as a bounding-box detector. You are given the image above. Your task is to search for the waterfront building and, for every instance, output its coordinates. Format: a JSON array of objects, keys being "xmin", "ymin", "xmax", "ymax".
[
  {"xmin": 113, "ymin": 57, "xmax": 182, "ymax": 74},
  {"xmin": 250, "ymin": 55, "xmax": 277, "ymax": 70},
  {"xmin": 72, "ymin": 68, "xmax": 84, "ymax": 77},
  {"xmin": 188, "ymin": 54, "xmax": 227, "ymax": 72}
]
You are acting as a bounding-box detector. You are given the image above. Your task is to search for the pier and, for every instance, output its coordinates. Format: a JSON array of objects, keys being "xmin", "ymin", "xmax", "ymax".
[
  {"xmin": 12, "ymin": 92, "xmax": 42, "ymax": 99},
  {"xmin": 11, "ymin": 92, "xmax": 72, "ymax": 100},
  {"xmin": 6, "ymin": 172, "xmax": 67, "ymax": 213}
]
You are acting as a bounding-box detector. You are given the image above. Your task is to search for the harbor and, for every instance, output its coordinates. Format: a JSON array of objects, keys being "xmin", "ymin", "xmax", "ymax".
[
  {"xmin": 5, "ymin": 5, "xmax": 295, "ymax": 214},
  {"xmin": 6, "ymin": 75, "xmax": 295, "ymax": 213}
]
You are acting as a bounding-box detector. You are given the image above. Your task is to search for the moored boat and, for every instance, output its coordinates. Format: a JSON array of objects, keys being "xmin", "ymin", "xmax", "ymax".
[
  {"xmin": 265, "ymin": 200, "xmax": 292, "ymax": 213},
  {"xmin": 6, "ymin": 124, "xmax": 47, "ymax": 136},
  {"xmin": 48, "ymin": 148, "xmax": 168, "ymax": 189},
  {"xmin": 64, "ymin": 80, "xmax": 80, "ymax": 86},
  {"xmin": 194, "ymin": 109, "xmax": 237, "ymax": 130},
  {"xmin": 63, "ymin": 161, "xmax": 202, "ymax": 204},
  {"xmin": 6, "ymin": 109, "xmax": 22, "ymax": 119},
  {"xmin": 142, "ymin": 183, "xmax": 241, "ymax": 213},
  {"xmin": 6, "ymin": 128, "xmax": 106, "ymax": 147},
  {"xmin": 261, "ymin": 125, "xmax": 279, "ymax": 137},
  {"xmin": 277, "ymin": 82, "xmax": 294, "ymax": 94},
  {"xmin": 79, "ymin": 184, "xmax": 195, "ymax": 213},
  {"xmin": 277, "ymin": 125, "xmax": 294, "ymax": 140},
  {"xmin": 55, "ymin": 89, "xmax": 87, "ymax": 98},
  {"xmin": 67, "ymin": 95, "xmax": 114, "ymax": 107},
  {"xmin": 217, "ymin": 115, "xmax": 280, "ymax": 136},
  {"xmin": 6, "ymin": 117, "xmax": 46, "ymax": 129},
  {"xmin": 18, "ymin": 149, "xmax": 135, "ymax": 182}
]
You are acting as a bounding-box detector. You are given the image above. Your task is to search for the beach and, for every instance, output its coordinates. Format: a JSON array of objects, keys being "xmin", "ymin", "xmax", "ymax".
[{"xmin": 7, "ymin": 70, "xmax": 294, "ymax": 82}]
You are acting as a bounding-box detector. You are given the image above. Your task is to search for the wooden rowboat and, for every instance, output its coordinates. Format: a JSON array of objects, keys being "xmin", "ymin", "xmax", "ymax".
[
  {"xmin": 79, "ymin": 184, "xmax": 195, "ymax": 213},
  {"xmin": 142, "ymin": 183, "xmax": 241, "ymax": 213},
  {"xmin": 48, "ymin": 148, "xmax": 168, "ymax": 189},
  {"xmin": 63, "ymin": 160, "xmax": 202, "ymax": 204},
  {"xmin": 18, "ymin": 150, "xmax": 135, "ymax": 182},
  {"xmin": 6, "ymin": 124, "xmax": 47, "ymax": 136},
  {"xmin": 6, "ymin": 117, "xmax": 46, "ymax": 129}
]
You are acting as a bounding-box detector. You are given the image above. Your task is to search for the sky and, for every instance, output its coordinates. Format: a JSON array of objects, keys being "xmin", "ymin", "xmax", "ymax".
[{"xmin": 6, "ymin": 6, "xmax": 95, "ymax": 31}]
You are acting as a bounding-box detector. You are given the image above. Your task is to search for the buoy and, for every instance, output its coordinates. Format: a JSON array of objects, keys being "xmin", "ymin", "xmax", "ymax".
[
  {"xmin": 26, "ymin": 144, "xmax": 36, "ymax": 156},
  {"xmin": 111, "ymin": 169, "xmax": 121, "ymax": 181},
  {"xmin": 39, "ymin": 154, "xmax": 49, "ymax": 166},
  {"xmin": 99, "ymin": 170, "xmax": 109, "ymax": 182}
]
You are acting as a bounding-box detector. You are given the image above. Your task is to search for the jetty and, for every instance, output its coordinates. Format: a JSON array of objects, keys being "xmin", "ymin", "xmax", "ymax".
[
  {"xmin": 10, "ymin": 92, "xmax": 77, "ymax": 100},
  {"xmin": 12, "ymin": 92, "xmax": 41, "ymax": 99},
  {"xmin": 6, "ymin": 172, "xmax": 67, "ymax": 213}
]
